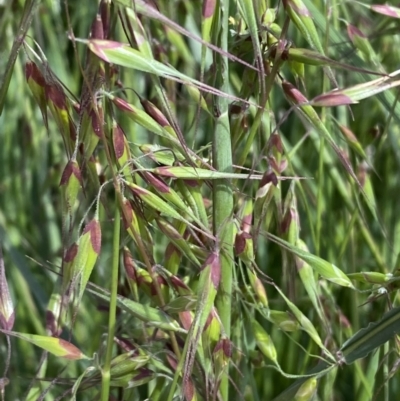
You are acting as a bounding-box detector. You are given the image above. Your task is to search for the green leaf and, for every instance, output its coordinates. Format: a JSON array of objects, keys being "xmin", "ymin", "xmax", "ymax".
[
  {"xmin": 268, "ymin": 233, "xmax": 355, "ymax": 288},
  {"xmin": 339, "ymin": 306, "xmax": 400, "ymax": 365},
  {"xmin": 0, "ymin": 330, "xmax": 89, "ymax": 360},
  {"xmin": 88, "ymin": 287, "xmax": 186, "ymax": 333}
]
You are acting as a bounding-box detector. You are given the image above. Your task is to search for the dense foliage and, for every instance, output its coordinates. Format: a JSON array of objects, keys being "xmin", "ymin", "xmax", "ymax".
[{"xmin": 1, "ymin": 0, "xmax": 400, "ymax": 400}]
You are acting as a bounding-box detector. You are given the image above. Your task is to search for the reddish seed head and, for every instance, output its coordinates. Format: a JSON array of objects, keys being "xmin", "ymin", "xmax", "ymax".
[
  {"xmin": 45, "ymin": 311, "xmax": 61, "ymax": 337},
  {"xmin": 268, "ymin": 156, "xmax": 281, "ymax": 173},
  {"xmin": 260, "ymin": 170, "xmax": 278, "ymax": 188},
  {"xmin": 88, "ymin": 39, "xmax": 124, "ymax": 63},
  {"xmin": 183, "ymin": 179, "xmax": 198, "ymax": 188},
  {"xmin": 312, "ymin": 93, "xmax": 355, "ymax": 107},
  {"xmin": 165, "ymin": 242, "xmax": 180, "ymax": 259},
  {"xmin": 269, "ymin": 134, "xmax": 283, "ymax": 153},
  {"xmin": 241, "ymin": 213, "xmax": 252, "ymax": 233},
  {"xmin": 214, "ymin": 338, "xmax": 233, "ymax": 357},
  {"xmin": 90, "ymin": 107, "xmax": 103, "ymax": 138},
  {"xmin": 339, "ymin": 124, "xmax": 358, "ymax": 143},
  {"xmin": 203, "ymin": 251, "xmax": 220, "ymax": 289},
  {"xmin": 58, "ymin": 338, "xmax": 84, "ymax": 360},
  {"xmin": 235, "ymin": 231, "xmax": 252, "ymax": 256},
  {"xmin": 45, "ymin": 84, "xmax": 67, "ymax": 110},
  {"xmin": 285, "ymin": 0, "xmax": 311, "ymax": 16},
  {"xmin": 122, "ymin": 199, "xmax": 134, "ymax": 229},
  {"xmin": 179, "ymin": 311, "xmax": 193, "ymax": 331},
  {"xmin": 114, "ymin": 336, "xmax": 138, "ymax": 353},
  {"xmin": 100, "ymin": 0, "xmax": 110, "ymax": 37},
  {"xmin": 133, "ymin": 368, "xmax": 153, "ymax": 381},
  {"xmin": 140, "ymin": 99, "xmax": 170, "ymax": 127},
  {"xmin": 184, "ymin": 378, "xmax": 195, "ymax": 401},
  {"xmin": 83, "ymin": 220, "xmax": 102, "ymax": 254},
  {"xmin": 153, "ymin": 166, "xmax": 176, "ymax": 178},
  {"xmin": 282, "ymin": 81, "xmax": 308, "ymax": 104},
  {"xmin": 166, "ymin": 354, "xmax": 178, "ymax": 370},
  {"xmin": 202, "ymin": 0, "xmax": 216, "ymax": 18},
  {"xmin": 170, "ymin": 275, "xmax": 190, "ymax": 291},
  {"xmin": 347, "ymin": 24, "xmax": 366, "ymax": 42},
  {"xmin": 112, "ymin": 96, "xmax": 135, "ymax": 113},
  {"xmin": 25, "ymin": 61, "xmax": 46, "ymax": 86},
  {"xmin": 64, "ymin": 243, "xmax": 78, "ymax": 262},
  {"xmin": 90, "ymin": 14, "xmax": 104, "ymax": 40},
  {"xmin": 113, "ymin": 124, "xmax": 125, "ymax": 159},
  {"xmin": 281, "ymin": 209, "xmax": 293, "ymax": 234},
  {"xmin": 59, "ymin": 160, "xmax": 82, "ymax": 186},
  {"xmin": 143, "ymin": 172, "xmax": 170, "ymax": 193},
  {"xmin": 371, "ymin": 5, "xmax": 400, "ymax": 18},
  {"xmin": 123, "ymin": 248, "xmax": 136, "ymax": 280}
]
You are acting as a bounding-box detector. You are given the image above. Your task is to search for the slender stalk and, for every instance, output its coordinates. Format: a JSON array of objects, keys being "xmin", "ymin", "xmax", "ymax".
[
  {"xmin": 213, "ymin": 1, "xmax": 233, "ymax": 400},
  {"xmin": 101, "ymin": 197, "xmax": 121, "ymax": 401}
]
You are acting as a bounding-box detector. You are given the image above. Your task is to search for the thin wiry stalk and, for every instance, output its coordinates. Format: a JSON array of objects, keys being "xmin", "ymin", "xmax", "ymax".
[{"xmin": 100, "ymin": 197, "xmax": 120, "ymax": 400}]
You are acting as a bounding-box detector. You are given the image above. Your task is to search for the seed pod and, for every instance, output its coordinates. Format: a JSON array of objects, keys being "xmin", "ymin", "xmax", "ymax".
[
  {"xmin": 112, "ymin": 367, "xmax": 155, "ymax": 388},
  {"xmin": 238, "ymin": 198, "xmax": 253, "ymax": 233},
  {"xmin": 45, "ymin": 83, "xmax": 76, "ymax": 155},
  {"xmin": 121, "ymin": 197, "xmax": 154, "ymax": 255},
  {"xmin": 3, "ymin": 331, "xmax": 88, "ymax": 360},
  {"xmin": 202, "ymin": 307, "xmax": 221, "ymax": 354},
  {"xmin": 72, "ymin": 218, "xmax": 102, "ymax": 303},
  {"xmin": 91, "ymin": 288, "xmax": 186, "ymax": 333},
  {"xmin": 141, "ymin": 171, "xmax": 190, "ymax": 214},
  {"xmin": 110, "ymin": 352, "xmax": 150, "ymax": 380},
  {"xmin": 269, "ymin": 310, "xmax": 300, "ymax": 331},
  {"xmin": 338, "ymin": 124, "xmax": 367, "ymax": 159},
  {"xmin": 60, "ymin": 159, "xmax": 83, "ymax": 212},
  {"xmin": 156, "ymin": 219, "xmax": 201, "ymax": 267},
  {"xmin": 46, "ymin": 281, "xmax": 64, "ymax": 337},
  {"xmin": 175, "ymin": 180, "xmax": 209, "ymax": 229},
  {"xmin": 164, "ymin": 296, "xmax": 197, "ymax": 313},
  {"xmin": 248, "ymin": 269, "xmax": 269, "ymax": 308},
  {"xmin": 235, "ymin": 231, "xmax": 254, "ymax": 265},
  {"xmin": 282, "ymin": 182, "xmax": 299, "ymax": 244},
  {"xmin": 294, "ymin": 377, "xmax": 318, "ymax": 401},
  {"xmin": 283, "ymin": 0, "xmax": 335, "ymax": 83},
  {"xmin": 165, "ymin": 242, "xmax": 182, "ymax": 275},
  {"xmin": 110, "ymin": 95, "xmax": 179, "ymax": 146},
  {"xmin": 213, "ymin": 337, "xmax": 232, "ymax": 381},
  {"xmin": 80, "ymin": 101, "xmax": 104, "ymax": 159},
  {"xmin": 25, "ymin": 61, "xmax": 48, "ymax": 128},
  {"xmin": 139, "ymin": 97, "xmax": 177, "ymax": 139},
  {"xmin": 256, "ymin": 170, "xmax": 278, "ymax": 199},
  {"xmin": 296, "ymin": 239, "xmax": 325, "ymax": 324},
  {"xmin": 140, "ymin": 143, "xmax": 184, "ymax": 166},
  {"xmin": 61, "ymin": 242, "xmax": 78, "ymax": 299},
  {"xmin": 112, "ymin": 120, "xmax": 133, "ymax": 181},
  {"xmin": 347, "ymin": 271, "xmax": 393, "ymax": 285},
  {"xmin": 253, "ymin": 319, "xmax": 277, "ymax": 363},
  {"xmin": 347, "ymin": 24, "xmax": 376, "ymax": 64}
]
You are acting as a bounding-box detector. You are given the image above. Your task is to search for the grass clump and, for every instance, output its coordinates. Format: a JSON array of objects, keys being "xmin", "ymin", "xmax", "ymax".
[{"xmin": 1, "ymin": 1, "xmax": 400, "ymax": 400}]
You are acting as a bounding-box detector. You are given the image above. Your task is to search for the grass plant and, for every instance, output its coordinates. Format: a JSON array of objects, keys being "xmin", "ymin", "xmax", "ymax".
[{"xmin": 1, "ymin": 0, "xmax": 400, "ymax": 400}]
